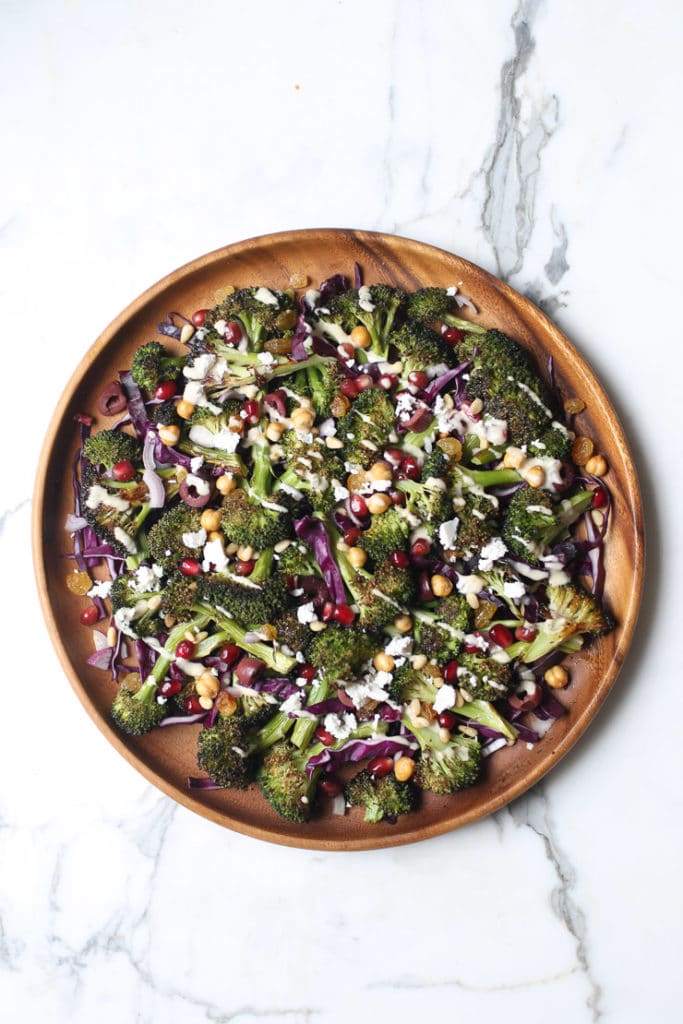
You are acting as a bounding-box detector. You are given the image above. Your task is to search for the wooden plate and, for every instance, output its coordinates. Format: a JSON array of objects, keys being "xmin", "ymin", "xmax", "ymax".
[{"xmin": 32, "ymin": 229, "xmax": 644, "ymax": 850}]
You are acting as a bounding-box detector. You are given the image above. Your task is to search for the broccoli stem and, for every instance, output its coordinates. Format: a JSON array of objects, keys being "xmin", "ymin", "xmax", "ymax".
[
  {"xmin": 252, "ymin": 710, "xmax": 296, "ymax": 752},
  {"xmin": 221, "ymin": 354, "xmax": 337, "ymax": 389},
  {"xmin": 455, "ymin": 466, "xmax": 522, "ymax": 488},
  {"xmin": 190, "ymin": 611, "xmax": 296, "ymax": 674},
  {"xmin": 249, "ymin": 440, "xmax": 274, "ymax": 500},
  {"xmin": 250, "ymin": 548, "xmax": 274, "ymax": 584},
  {"xmin": 136, "ymin": 615, "xmax": 211, "ymax": 700},
  {"xmin": 458, "ymin": 700, "xmax": 518, "ymax": 743},
  {"xmin": 291, "ymin": 679, "xmax": 329, "ymax": 749},
  {"xmin": 402, "ymin": 418, "xmax": 437, "ymax": 454}
]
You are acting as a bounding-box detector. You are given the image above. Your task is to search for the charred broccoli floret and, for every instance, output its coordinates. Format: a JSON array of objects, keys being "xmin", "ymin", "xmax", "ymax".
[
  {"xmin": 386, "ymin": 662, "xmax": 438, "ymax": 704},
  {"xmin": 413, "ymin": 594, "xmax": 472, "ymax": 661},
  {"xmin": 512, "ymin": 583, "xmax": 612, "ymax": 664},
  {"xmin": 275, "ymin": 542, "xmax": 320, "ymax": 578},
  {"xmin": 131, "ymin": 341, "xmax": 186, "ymax": 391},
  {"xmin": 275, "ymin": 611, "xmax": 313, "ymax": 659},
  {"xmin": 308, "ymin": 623, "xmax": 376, "ymax": 682},
  {"xmin": 528, "ymin": 424, "xmax": 573, "ymax": 461},
  {"xmin": 396, "ymin": 478, "xmax": 452, "ymax": 534},
  {"xmin": 258, "ymin": 741, "xmax": 319, "ymax": 822},
  {"xmin": 197, "ymin": 716, "xmax": 255, "ymax": 788},
  {"xmin": 210, "ymin": 287, "xmax": 298, "ymax": 350},
  {"xmin": 336, "ymin": 389, "xmax": 396, "ymax": 469},
  {"xmin": 391, "ymin": 321, "xmax": 455, "ymax": 376},
  {"xmin": 110, "ymin": 569, "xmax": 164, "ymax": 638},
  {"xmin": 147, "ymin": 504, "xmax": 203, "ymax": 571},
  {"xmin": 457, "ymin": 653, "xmax": 513, "ymax": 702},
  {"xmin": 357, "ymin": 507, "xmax": 410, "ymax": 563},
  {"xmin": 406, "ymin": 288, "xmax": 486, "ymax": 334},
  {"xmin": 179, "ymin": 404, "xmax": 246, "ymax": 469},
  {"xmin": 82, "ymin": 429, "xmax": 141, "ymax": 469},
  {"xmin": 404, "ymin": 721, "xmax": 482, "ymax": 794},
  {"xmin": 324, "ymin": 285, "xmax": 406, "ymax": 358},
  {"xmin": 307, "ymin": 359, "xmax": 342, "ymax": 417},
  {"xmin": 502, "ymin": 487, "xmax": 593, "ymax": 561},
  {"xmin": 152, "ymin": 400, "xmax": 181, "ymax": 428},
  {"xmin": 338, "ymin": 551, "xmax": 414, "ymax": 629},
  {"xmin": 345, "ymin": 768, "xmax": 418, "ymax": 823},
  {"xmin": 80, "ymin": 463, "xmax": 151, "ymax": 560},
  {"xmin": 274, "ymin": 443, "xmax": 346, "ymax": 516},
  {"xmin": 197, "ymin": 571, "xmax": 288, "ymax": 629}
]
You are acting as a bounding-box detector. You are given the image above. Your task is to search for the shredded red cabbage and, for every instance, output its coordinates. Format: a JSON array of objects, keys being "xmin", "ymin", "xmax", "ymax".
[
  {"xmin": 306, "ymin": 735, "xmax": 418, "ymax": 779},
  {"xmin": 423, "ymin": 360, "xmax": 472, "ymax": 403},
  {"xmin": 293, "ymin": 517, "xmax": 346, "ymax": 606}
]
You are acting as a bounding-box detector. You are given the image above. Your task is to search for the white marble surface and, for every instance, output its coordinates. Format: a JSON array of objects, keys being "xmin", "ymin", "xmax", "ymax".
[{"xmin": 2, "ymin": 1, "xmax": 682, "ymax": 1021}]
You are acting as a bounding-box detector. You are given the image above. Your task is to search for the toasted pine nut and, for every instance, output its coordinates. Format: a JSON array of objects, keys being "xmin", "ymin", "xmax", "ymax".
[
  {"xmin": 325, "ymin": 436, "xmax": 344, "ymax": 449},
  {"xmin": 225, "ymin": 542, "xmax": 238, "ymax": 555},
  {"xmin": 544, "ymin": 665, "xmax": 569, "ymax": 689},
  {"xmin": 274, "ymin": 539, "xmax": 292, "ymax": 553},
  {"xmin": 147, "ymin": 595, "xmax": 162, "ymax": 612},
  {"xmin": 373, "ymin": 652, "xmax": 395, "ymax": 673},
  {"xmin": 458, "ymin": 724, "xmax": 478, "ymax": 738},
  {"xmin": 236, "ymin": 545, "xmax": 254, "ymax": 562},
  {"xmin": 438, "ymin": 727, "xmax": 452, "ymax": 743},
  {"xmin": 503, "ymin": 446, "xmax": 526, "ymax": 470},
  {"xmin": 179, "ymin": 323, "xmax": 195, "ymax": 345},
  {"xmin": 466, "ymin": 592, "xmax": 480, "ymax": 610},
  {"xmin": 265, "ymin": 422, "xmax": 285, "ymax": 442},
  {"xmin": 106, "ymin": 626, "xmax": 117, "ymax": 647},
  {"xmin": 469, "ymin": 398, "xmax": 484, "ymax": 415},
  {"xmin": 198, "ymin": 695, "xmax": 214, "ymax": 711},
  {"xmin": 308, "ymin": 620, "xmax": 327, "ymax": 632}
]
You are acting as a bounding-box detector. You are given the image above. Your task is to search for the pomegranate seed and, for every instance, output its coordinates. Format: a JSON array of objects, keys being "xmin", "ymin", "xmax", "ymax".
[
  {"xmin": 591, "ymin": 486, "xmax": 607, "ymax": 509},
  {"xmin": 338, "ymin": 342, "xmax": 356, "ymax": 361},
  {"xmin": 80, "ymin": 604, "xmax": 99, "ymax": 626},
  {"xmin": 515, "ymin": 624, "xmax": 538, "ymax": 642},
  {"xmin": 159, "ymin": 679, "xmax": 182, "ymax": 697},
  {"xmin": 443, "ymin": 660, "xmax": 459, "ymax": 684},
  {"xmin": 442, "ymin": 327, "xmax": 465, "ymax": 345},
  {"xmin": 235, "ymin": 559, "xmax": 255, "ymax": 576},
  {"xmin": 183, "ymin": 695, "xmax": 203, "ymax": 714},
  {"xmin": 489, "ymin": 623, "xmax": 514, "ymax": 648},
  {"xmin": 390, "ymin": 550, "xmax": 410, "ymax": 569},
  {"xmin": 191, "ymin": 309, "xmax": 209, "ymax": 327},
  {"xmin": 340, "ymin": 378, "xmax": 360, "ymax": 398},
  {"xmin": 333, "ymin": 604, "xmax": 355, "ymax": 626},
  {"xmin": 411, "ymin": 538, "xmax": 431, "ymax": 558},
  {"xmin": 322, "ymin": 601, "xmax": 336, "ymax": 622},
  {"xmin": 355, "ymin": 374, "xmax": 373, "ymax": 391},
  {"xmin": 401, "ymin": 456, "xmax": 420, "ymax": 480},
  {"xmin": 219, "ymin": 644, "xmax": 242, "ymax": 666},
  {"xmin": 389, "ymin": 488, "xmax": 406, "ymax": 507},
  {"xmin": 349, "ymin": 493, "xmax": 369, "ymax": 517},
  {"xmin": 437, "ymin": 710, "xmax": 457, "ymax": 729},
  {"xmin": 368, "ymin": 755, "xmax": 394, "ymax": 778},
  {"xmin": 244, "ymin": 399, "xmax": 260, "ymax": 425},
  {"xmin": 154, "ymin": 379, "xmax": 177, "ymax": 401},
  {"xmin": 179, "ymin": 558, "xmax": 201, "ymax": 577},
  {"xmin": 378, "ymin": 374, "xmax": 397, "ymax": 390},
  {"xmin": 299, "ymin": 663, "xmax": 317, "ymax": 681},
  {"xmin": 384, "ymin": 447, "xmax": 404, "ymax": 466},
  {"xmin": 343, "ymin": 526, "xmax": 362, "ymax": 546},
  {"xmin": 407, "ymin": 370, "xmax": 429, "ymax": 390},
  {"xmin": 112, "ymin": 460, "xmax": 136, "ymax": 482},
  {"xmin": 175, "ymin": 639, "xmax": 195, "ymax": 659},
  {"xmin": 319, "ymin": 775, "xmax": 343, "ymax": 797},
  {"xmin": 315, "ymin": 727, "xmax": 336, "ymax": 747},
  {"xmin": 223, "ymin": 320, "xmax": 243, "ymax": 344}
]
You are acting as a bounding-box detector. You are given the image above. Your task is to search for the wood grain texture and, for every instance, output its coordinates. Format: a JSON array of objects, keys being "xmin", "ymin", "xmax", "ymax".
[{"xmin": 32, "ymin": 229, "xmax": 644, "ymax": 850}]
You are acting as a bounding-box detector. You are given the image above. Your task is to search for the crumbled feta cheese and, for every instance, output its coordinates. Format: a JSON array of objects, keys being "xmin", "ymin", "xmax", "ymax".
[
  {"xmin": 439, "ymin": 517, "xmax": 460, "ymax": 549},
  {"xmin": 446, "ymin": 285, "xmax": 458, "ymax": 297},
  {"xmin": 254, "ymin": 286, "xmax": 279, "ymax": 306},
  {"xmin": 395, "ymin": 392, "xmax": 417, "ymax": 420},
  {"xmin": 384, "ymin": 636, "xmax": 413, "ymax": 658},
  {"xmin": 478, "ymin": 537, "xmax": 508, "ymax": 571},
  {"xmin": 296, "ymin": 601, "xmax": 317, "ymax": 625},
  {"xmin": 280, "ymin": 692, "xmax": 315, "ymax": 718},
  {"xmin": 503, "ymin": 580, "xmax": 526, "ymax": 600},
  {"xmin": 190, "ymin": 456, "xmax": 204, "ymax": 474},
  {"xmin": 433, "ymin": 684, "xmax": 457, "ymax": 714},
  {"xmin": 464, "ymin": 632, "xmax": 488, "ymax": 652},
  {"xmin": 182, "ymin": 527, "xmax": 207, "ymax": 550},
  {"xmin": 202, "ymin": 538, "xmax": 228, "ymax": 573},
  {"xmin": 114, "ymin": 606, "xmax": 138, "ymax": 638},
  {"xmin": 344, "ymin": 676, "xmax": 391, "ymax": 708},
  {"xmin": 323, "ymin": 712, "xmax": 358, "ymax": 740},
  {"xmin": 87, "ymin": 579, "xmax": 112, "ymax": 599},
  {"xmin": 183, "ymin": 353, "xmax": 216, "ymax": 380},
  {"xmin": 131, "ymin": 564, "xmax": 164, "ymax": 592},
  {"xmin": 257, "ymin": 351, "xmax": 276, "ymax": 366},
  {"xmin": 332, "ymin": 480, "xmax": 350, "ymax": 501}
]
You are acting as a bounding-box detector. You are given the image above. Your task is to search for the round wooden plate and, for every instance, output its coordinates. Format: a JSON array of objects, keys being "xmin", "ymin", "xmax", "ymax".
[{"xmin": 32, "ymin": 229, "xmax": 644, "ymax": 850}]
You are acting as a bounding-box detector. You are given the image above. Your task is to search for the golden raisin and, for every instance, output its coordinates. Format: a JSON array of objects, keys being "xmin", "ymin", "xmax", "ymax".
[
  {"xmin": 289, "ymin": 272, "xmax": 308, "ymax": 289},
  {"xmin": 213, "ymin": 285, "xmax": 235, "ymax": 302},
  {"xmin": 275, "ymin": 309, "xmax": 298, "ymax": 331},
  {"xmin": 346, "ymin": 472, "xmax": 366, "ymax": 492},
  {"xmin": 120, "ymin": 672, "xmax": 142, "ymax": 693},
  {"xmin": 215, "ymin": 691, "xmax": 238, "ymax": 717},
  {"xmin": 474, "ymin": 600, "xmax": 498, "ymax": 630},
  {"xmin": 564, "ymin": 397, "xmax": 586, "ymax": 415},
  {"xmin": 264, "ymin": 336, "xmax": 293, "ymax": 355},
  {"xmin": 437, "ymin": 437, "xmax": 463, "ymax": 463},
  {"xmin": 571, "ymin": 436, "xmax": 594, "ymax": 466},
  {"xmin": 331, "ymin": 394, "xmax": 350, "ymax": 418},
  {"xmin": 66, "ymin": 571, "xmax": 93, "ymax": 596}
]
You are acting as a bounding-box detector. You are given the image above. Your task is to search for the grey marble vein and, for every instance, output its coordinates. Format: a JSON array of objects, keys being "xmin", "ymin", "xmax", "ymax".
[
  {"xmin": 0, "ymin": 497, "xmax": 31, "ymax": 539},
  {"xmin": 544, "ymin": 209, "xmax": 569, "ymax": 285},
  {"xmin": 481, "ymin": 0, "xmax": 559, "ymax": 281},
  {"xmin": 370, "ymin": 967, "xmax": 578, "ymax": 994},
  {"xmin": 507, "ymin": 786, "xmax": 603, "ymax": 1021}
]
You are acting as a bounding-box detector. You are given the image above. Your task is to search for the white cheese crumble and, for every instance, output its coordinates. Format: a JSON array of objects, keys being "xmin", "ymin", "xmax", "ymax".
[
  {"xmin": 503, "ymin": 580, "xmax": 526, "ymax": 600},
  {"xmin": 439, "ymin": 517, "xmax": 460, "ymax": 549},
  {"xmin": 433, "ymin": 684, "xmax": 457, "ymax": 714},
  {"xmin": 384, "ymin": 636, "xmax": 413, "ymax": 658},
  {"xmin": 254, "ymin": 286, "xmax": 279, "ymax": 306},
  {"xmin": 131, "ymin": 563, "xmax": 164, "ymax": 592},
  {"xmin": 478, "ymin": 536, "xmax": 508, "ymax": 571},
  {"xmin": 344, "ymin": 676, "xmax": 390, "ymax": 708},
  {"xmin": 87, "ymin": 579, "xmax": 112, "ymax": 599},
  {"xmin": 257, "ymin": 351, "xmax": 276, "ymax": 366},
  {"xmin": 190, "ymin": 456, "xmax": 205, "ymax": 474},
  {"xmin": 323, "ymin": 712, "xmax": 358, "ymax": 740},
  {"xmin": 182, "ymin": 527, "xmax": 207, "ymax": 550},
  {"xmin": 296, "ymin": 601, "xmax": 317, "ymax": 625},
  {"xmin": 202, "ymin": 538, "xmax": 228, "ymax": 572},
  {"xmin": 280, "ymin": 692, "xmax": 316, "ymax": 718},
  {"xmin": 183, "ymin": 353, "xmax": 216, "ymax": 380},
  {"xmin": 332, "ymin": 481, "xmax": 350, "ymax": 501}
]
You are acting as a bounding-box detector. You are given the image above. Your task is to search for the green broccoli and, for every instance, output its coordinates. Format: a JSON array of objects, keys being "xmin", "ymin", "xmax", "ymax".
[
  {"xmin": 406, "ymin": 288, "xmax": 486, "ymax": 334},
  {"xmin": 258, "ymin": 740, "xmax": 319, "ymax": 822},
  {"xmin": 307, "ymin": 359, "xmax": 342, "ymax": 417},
  {"xmin": 308, "ymin": 623, "xmax": 376, "ymax": 682},
  {"xmin": 210, "ymin": 287, "xmax": 298, "ymax": 350},
  {"xmin": 457, "ymin": 653, "xmax": 513, "ymax": 702},
  {"xmin": 386, "ymin": 661, "xmax": 439, "ymax": 705},
  {"xmin": 131, "ymin": 341, "xmax": 186, "ymax": 392},
  {"xmin": 403, "ymin": 721, "xmax": 482, "ymax": 795},
  {"xmin": 528, "ymin": 424, "xmax": 573, "ymax": 461},
  {"xmin": 510, "ymin": 583, "xmax": 612, "ymax": 664},
  {"xmin": 396, "ymin": 478, "xmax": 452, "ymax": 534},
  {"xmin": 391, "ymin": 321, "xmax": 455, "ymax": 376},
  {"xmin": 336, "ymin": 389, "xmax": 396, "ymax": 469},
  {"xmin": 345, "ymin": 768, "xmax": 418, "ymax": 823},
  {"xmin": 413, "ymin": 595, "xmax": 472, "ymax": 661},
  {"xmin": 275, "ymin": 542, "xmax": 321, "ymax": 578},
  {"xmin": 110, "ymin": 571, "xmax": 164, "ymax": 638},
  {"xmin": 220, "ymin": 441, "xmax": 291, "ymax": 548},
  {"xmin": 324, "ymin": 285, "xmax": 407, "ymax": 359},
  {"xmin": 502, "ymin": 487, "xmax": 593, "ymax": 561},
  {"xmin": 337, "ymin": 550, "xmax": 414, "ymax": 629},
  {"xmin": 152, "ymin": 400, "xmax": 181, "ymax": 428},
  {"xmin": 357, "ymin": 507, "xmax": 410, "ymax": 563},
  {"xmin": 83, "ymin": 429, "xmax": 141, "ymax": 469},
  {"xmin": 196, "ymin": 716, "xmax": 255, "ymax": 788},
  {"xmin": 80, "ymin": 463, "xmax": 151, "ymax": 561},
  {"xmin": 147, "ymin": 504, "xmax": 203, "ymax": 572}
]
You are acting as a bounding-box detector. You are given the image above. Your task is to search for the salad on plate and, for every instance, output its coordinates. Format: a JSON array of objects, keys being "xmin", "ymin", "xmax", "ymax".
[{"xmin": 65, "ymin": 268, "xmax": 613, "ymax": 825}]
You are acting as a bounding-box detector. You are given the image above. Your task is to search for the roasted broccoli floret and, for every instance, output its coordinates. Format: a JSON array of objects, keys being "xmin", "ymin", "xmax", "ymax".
[
  {"xmin": 336, "ymin": 389, "xmax": 396, "ymax": 469},
  {"xmin": 110, "ymin": 570, "xmax": 164, "ymax": 638},
  {"xmin": 83, "ymin": 429, "xmax": 141, "ymax": 469},
  {"xmin": 308, "ymin": 623, "xmax": 376, "ymax": 682},
  {"xmin": 406, "ymin": 288, "xmax": 486, "ymax": 334},
  {"xmin": 396, "ymin": 478, "xmax": 452, "ymax": 534},
  {"xmin": 258, "ymin": 741, "xmax": 319, "ymax": 822},
  {"xmin": 237, "ymin": 690, "xmax": 279, "ymax": 728},
  {"xmin": 131, "ymin": 341, "xmax": 186, "ymax": 391},
  {"xmin": 391, "ymin": 321, "xmax": 455, "ymax": 377},
  {"xmin": 502, "ymin": 486, "xmax": 593, "ymax": 561},
  {"xmin": 386, "ymin": 662, "xmax": 438, "ymax": 704},
  {"xmin": 457, "ymin": 653, "xmax": 513, "ymax": 702},
  {"xmin": 345, "ymin": 768, "xmax": 418, "ymax": 823},
  {"xmin": 210, "ymin": 287, "xmax": 298, "ymax": 350},
  {"xmin": 198, "ymin": 571, "xmax": 288, "ymax": 629},
  {"xmin": 528, "ymin": 424, "xmax": 573, "ymax": 461},
  {"xmin": 404, "ymin": 722, "xmax": 482, "ymax": 795},
  {"xmin": 513, "ymin": 583, "xmax": 612, "ymax": 663},
  {"xmin": 197, "ymin": 716, "xmax": 255, "ymax": 788},
  {"xmin": 275, "ymin": 444, "xmax": 346, "ymax": 516},
  {"xmin": 275, "ymin": 611, "xmax": 313, "ymax": 659},
  {"xmin": 80, "ymin": 463, "xmax": 151, "ymax": 560},
  {"xmin": 152, "ymin": 400, "xmax": 181, "ymax": 428},
  {"xmin": 449, "ymin": 491, "xmax": 497, "ymax": 559},
  {"xmin": 325, "ymin": 285, "xmax": 406, "ymax": 358},
  {"xmin": 357, "ymin": 507, "xmax": 410, "ymax": 563},
  {"xmin": 220, "ymin": 441, "xmax": 290, "ymax": 548},
  {"xmin": 178, "ymin": 404, "xmax": 246, "ymax": 469},
  {"xmin": 338, "ymin": 551, "xmax": 414, "ymax": 629},
  {"xmin": 307, "ymin": 359, "xmax": 342, "ymax": 417},
  {"xmin": 275, "ymin": 542, "xmax": 321, "ymax": 578},
  {"xmin": 413, "ymin": 594, "xmax": 472, "ymax": 661},
  {"xmin": 147, "ymin": 504, "xmax": 203, "ymax": 571}
]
